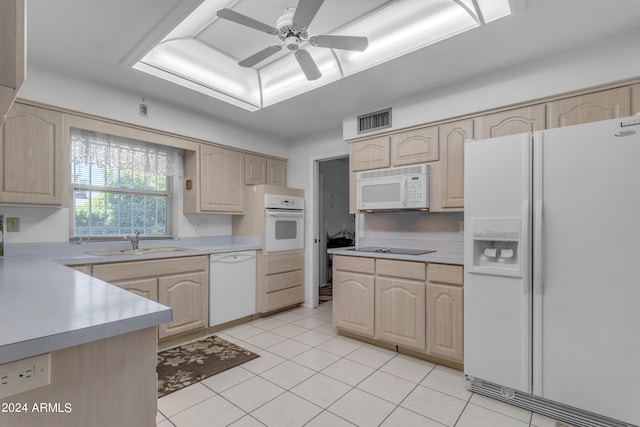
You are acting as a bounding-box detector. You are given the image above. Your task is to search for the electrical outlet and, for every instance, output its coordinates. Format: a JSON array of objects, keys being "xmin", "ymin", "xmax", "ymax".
[{"xmin": 0, "ymin": 353, "xmax": 51, "ymax": 399}]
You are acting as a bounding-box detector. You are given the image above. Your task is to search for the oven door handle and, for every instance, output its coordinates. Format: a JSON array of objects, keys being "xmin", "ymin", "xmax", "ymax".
[{"xmin": 266, "ymin": 210, "xmax": 304, "ymax": 217}]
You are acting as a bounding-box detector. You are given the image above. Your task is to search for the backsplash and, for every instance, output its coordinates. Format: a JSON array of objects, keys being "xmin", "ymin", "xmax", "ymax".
[{"xmin": 357, "ymin": 211, "xmax": 463, "ymax": 250}]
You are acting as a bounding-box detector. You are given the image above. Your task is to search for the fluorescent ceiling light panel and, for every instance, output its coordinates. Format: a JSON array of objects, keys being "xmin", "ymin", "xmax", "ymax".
[{"xmin": 133, "ymin": 0, "xmax": 511, "ymax": 111}]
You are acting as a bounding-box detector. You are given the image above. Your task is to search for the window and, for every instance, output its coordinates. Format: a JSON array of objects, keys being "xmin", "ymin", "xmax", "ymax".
[{"xmin": 70, "ymin": 128, "xmax": 182, "ymax": 239}]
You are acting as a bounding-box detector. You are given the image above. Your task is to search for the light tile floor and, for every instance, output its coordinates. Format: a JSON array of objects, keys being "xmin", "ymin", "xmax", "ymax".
[{"xmin": 157, "ymin": 302, "xmax": 569, "ymax": 427}]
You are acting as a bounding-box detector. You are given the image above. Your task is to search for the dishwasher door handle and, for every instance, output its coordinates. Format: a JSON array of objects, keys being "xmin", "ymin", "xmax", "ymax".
[{"xmin": 211, "ymin": 253, "xmax": 256, "ymax": 263}]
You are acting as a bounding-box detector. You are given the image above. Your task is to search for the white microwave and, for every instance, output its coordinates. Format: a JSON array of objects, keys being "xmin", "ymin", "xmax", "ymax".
[{"xmin": 357, "ymin": 164, "xmax": 429, "ymax": 211}]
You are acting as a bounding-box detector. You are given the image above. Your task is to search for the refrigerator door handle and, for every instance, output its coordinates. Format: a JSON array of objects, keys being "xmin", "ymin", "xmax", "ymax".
[
  {"xmin": 521, "ymin": 199, "xmax": 530, "ymax": 294},
  {"xmin": 533, "ymin": 198, "xmax": 543, "ymax": 296}
]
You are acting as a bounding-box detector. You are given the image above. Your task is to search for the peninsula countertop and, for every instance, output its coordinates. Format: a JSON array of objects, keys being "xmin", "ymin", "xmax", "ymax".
[
  {"xmin": 0, "ymin": 257, "xmax": 171, "ymax": 365},
  {"xmin": 0, "ymin": 236, "xmax": 261, "ymax": 365}
]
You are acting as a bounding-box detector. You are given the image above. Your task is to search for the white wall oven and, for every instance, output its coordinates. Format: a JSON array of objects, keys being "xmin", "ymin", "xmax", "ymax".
[{"xmin": 264, "ymin": 194, "xmax": 304, "ymax": 253}]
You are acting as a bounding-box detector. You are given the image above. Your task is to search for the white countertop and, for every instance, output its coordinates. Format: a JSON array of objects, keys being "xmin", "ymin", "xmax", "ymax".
[
  {"xmin": 0, "ymin": 236, "xmax": 261, "ymax": 365},
  {"xmin": 327, "ymin": 245, "xmax": 463, "ymax": 265}
]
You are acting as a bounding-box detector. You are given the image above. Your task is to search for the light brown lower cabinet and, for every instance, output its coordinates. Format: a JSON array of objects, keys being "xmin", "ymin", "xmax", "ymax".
[
  {"xmin": 333, "ymin": 255, "xmax": 464, "ymax": 363},
  {"xmin": 427, "ymin": 264, "xmax": 464, "ymax": 362},
  {"xmin": 333, "ymin": 256, "xmax": 375, "ymax": 337},
  {"xmin": 258, "ymin": 250, "xmax": 304, "ymax": 314},
  {"xmin": 92, "ymin": 256, "xmax": 209, "ymax": 341},
  {"xmin": 375, "ymin": 259, "xmax": 426, "ymax": 351}
]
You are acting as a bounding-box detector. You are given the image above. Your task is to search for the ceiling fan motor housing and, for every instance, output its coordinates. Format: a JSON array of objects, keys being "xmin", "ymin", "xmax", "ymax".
[{"xmin": 277, "ymin": 7, "xmax": 308, "ymax": 49}]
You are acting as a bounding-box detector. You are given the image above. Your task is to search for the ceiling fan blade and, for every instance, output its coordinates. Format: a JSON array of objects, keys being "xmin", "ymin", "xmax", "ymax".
[
  {"xmin": 309, "ymin": 35, "xmax": 369, "ymax": 51},
  {"xmin": 294, "ymin": 49, "xmax": 322, "ymax": 80},
  {"xmin": 292, "ymin": 0, "xmax": 324, "ymax": 29},
  {"xmin": 238, "ymin": 45, "xmax": 283, "ymax": 67},
  {"xmin": 217, "ymin": 8, "xmax": 278, "ymax": 35}
]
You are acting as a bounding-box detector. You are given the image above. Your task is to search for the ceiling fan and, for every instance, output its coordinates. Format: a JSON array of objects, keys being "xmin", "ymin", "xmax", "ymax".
[{"xmin": 217, "ymin": 0, "xmax": 369, "ymax": 80}]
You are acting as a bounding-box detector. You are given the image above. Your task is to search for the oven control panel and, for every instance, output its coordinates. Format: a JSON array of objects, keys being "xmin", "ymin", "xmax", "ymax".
[{"xmin": 265, "ymin": 194, "xmax": 305, "ymax": 210}]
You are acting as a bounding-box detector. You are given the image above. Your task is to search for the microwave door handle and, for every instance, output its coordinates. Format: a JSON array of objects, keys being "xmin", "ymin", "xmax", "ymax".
[{"xmin": 401, "ymin": 176, "xmax": 408, "ymax": 206}]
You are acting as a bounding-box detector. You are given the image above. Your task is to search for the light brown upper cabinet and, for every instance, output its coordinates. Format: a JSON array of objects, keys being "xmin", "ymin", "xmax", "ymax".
[
  {"xmin": 0, "ymin": 103, "xmax": 68, "ymax": 205},
  {"xmin": 0, "ymin": 0, "xmax": 25, "ymax": 125},
  {"xmin": 546, "ymin": 87, "xmax": 631, "ymax": 128},
  {"xmin": 352, "ymin": 127, "xmax": 440, "ymax": 172},
  {"xmin": 477, "ymin": 105, "xmax": 546, "ymax": 139},
  {"xmin": 389, "ymin": 126, "xmax": 439, "ymax": 166},
  {"xmin": 245, "ymin": 155, "xmax": 287, "ymax": 186},
  {"xmin": 438, "ymin": 119, "xmax": 472, "ymax": 210},
  {"xmin": 632, "ymin": 84, "xmax": 640, "ymax": 115},
  {"xmin": 350, "ymin": 135, "xmax": 391, "ymax": 172},
  {"xmin": 184, "ymin": 144, "xmax": 245, "ymax": 214},
  {"xmin": 245, "ymin": 153, "xmax": 267, "ymax": 185},
  {"xmin": 266, "ymin": 158, "xmax": 287, "ymax": 186}
]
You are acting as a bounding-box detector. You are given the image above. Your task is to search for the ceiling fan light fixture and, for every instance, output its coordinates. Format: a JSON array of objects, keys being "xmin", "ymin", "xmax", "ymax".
[{"xmin": 285, "ymin": 36, "xmax": 300, "ymax": 51}]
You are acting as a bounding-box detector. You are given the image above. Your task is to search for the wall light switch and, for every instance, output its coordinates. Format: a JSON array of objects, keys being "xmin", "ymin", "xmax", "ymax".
[{"xmin": 7, "ymin": 217, "xmax": 19, "ymax": 232}]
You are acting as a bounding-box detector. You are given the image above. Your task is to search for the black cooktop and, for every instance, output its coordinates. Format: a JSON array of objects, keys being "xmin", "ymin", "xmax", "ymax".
[{"xmin": 349, "ymin": 247, "xmax": 436, "ymax": 255}]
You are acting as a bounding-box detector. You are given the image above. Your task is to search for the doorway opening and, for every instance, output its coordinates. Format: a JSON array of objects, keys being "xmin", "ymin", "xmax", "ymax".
[{"xmin": 316, "ymin": 156, "xmax": 353, "ymax": 304}]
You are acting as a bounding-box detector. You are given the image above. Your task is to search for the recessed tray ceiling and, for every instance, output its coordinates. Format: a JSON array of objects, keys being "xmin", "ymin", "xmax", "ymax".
[{"xmin": 132, "ymin": 0, "xmax": 511, "ymax": 111}]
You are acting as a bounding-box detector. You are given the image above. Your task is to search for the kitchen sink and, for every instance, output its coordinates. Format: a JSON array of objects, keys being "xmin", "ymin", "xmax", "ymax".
[{"xmin": 86, "ymin": 247, "xmax": 189, "ymax": 256}]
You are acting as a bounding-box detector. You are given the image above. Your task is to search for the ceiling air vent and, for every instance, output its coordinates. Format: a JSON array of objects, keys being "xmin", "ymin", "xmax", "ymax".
[{"xmin": 357, "ymin": 108, "xmax": 392, "ymax": 134}]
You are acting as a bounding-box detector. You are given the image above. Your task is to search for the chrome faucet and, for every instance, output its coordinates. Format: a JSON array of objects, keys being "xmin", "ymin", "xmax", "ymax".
[{"xmin": 129, "ymin": 232, "xmax": 140, "ymax": 250}]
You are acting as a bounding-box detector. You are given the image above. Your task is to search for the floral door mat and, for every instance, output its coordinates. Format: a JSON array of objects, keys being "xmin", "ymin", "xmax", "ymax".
[{"xmin": 157, "ymin": 335, "xmax": 259, "ymax": 397}]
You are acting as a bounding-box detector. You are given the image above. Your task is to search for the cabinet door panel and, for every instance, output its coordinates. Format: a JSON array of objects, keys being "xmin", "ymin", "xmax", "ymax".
[
  {"xmin": 200, "ymin": 145, "xmax": 245, "ymax": 213},
  {"xmin": 333, "ymin": 270, "xmax": 375, "ymax": 336},
  {"xmin": 0, "ymin": 103, "xmax": 66, "ymax": 204},
  {"xmin": 546, "ymin": 87, "xmax": 631, "ymax": 128},
  {"xmin": 439, "ymin": 119, "xmax": 471, "ymax": 209},
  {"xmin": 245, "ymin": 153, "xmax": 266, "ymax": 185},
  {"xmin": 350, "ymin": 136, "xmax": 390, "ymax": 171},
  {"xmin": 427, "ymin": 283, "xmax": 463, "ymax": 362},
  {"xmin": 113, "ymin": 277, "xmax": 158, "ymax": 301},
  {"xmin": 266, "ymin": 158, "xmax": 287, "ymax": 186},
  {"xmin": 375, "ymin": 277, "xmax": 426, "ymax": 351},
  {"xmin": 390, "ymin": 126, "xmax": 438, "ymax": 166},
  {"xmin": 479, "ymin": 105, "xmax": 545, "ymax": 139},
  {"xmin": 158, "ymin": 272, "xmax": 208, "ymax": 339}
]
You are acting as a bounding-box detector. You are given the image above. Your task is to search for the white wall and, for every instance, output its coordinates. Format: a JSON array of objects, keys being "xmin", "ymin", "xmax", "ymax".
[
  {"xmin": 343, "ymin": 28, "xmax": 640, "ymax": 140},
  {"xmin": 3, "ymin": 65, "xmax": 292, "ymax": 243},
  {"xmin": 20, "ymin": 66, "xmax": 289, "ymax": 157},
  {"xmin": 288, "ymin": 129, "xmax": 348, "ymax": 307}
]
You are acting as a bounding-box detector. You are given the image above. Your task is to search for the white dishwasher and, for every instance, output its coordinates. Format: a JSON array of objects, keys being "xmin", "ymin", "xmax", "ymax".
[{"xmin": 209, "ymin": 250, "xmax": 256, "ymax": 327}]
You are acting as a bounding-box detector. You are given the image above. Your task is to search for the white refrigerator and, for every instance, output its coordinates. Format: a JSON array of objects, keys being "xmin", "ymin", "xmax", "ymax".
[{"xmin": 464, "ymin": 116, "xmax": 640, "ymax": 427}]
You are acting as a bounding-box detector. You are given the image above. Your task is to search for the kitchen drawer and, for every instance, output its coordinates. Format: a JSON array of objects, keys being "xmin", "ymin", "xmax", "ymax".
[
  {"xmin": 266, "ymin": 269, "xmax": 304, "ymax": 293},
  {"xmin": 334, "ymin": 255, "xmax": 375, "ymax": 274},
  {"xmin": 376, "ymin": 259, "xmax": 426, "ymax": 281},
  {"xmin": 265, "ymin": 252, "xmax": 304, "ymax": 275},
  {"xmin": 92, "ymin": 256, "xmax": 208, "ymax": 282},
  {"xmin": 427, "ymin": 263, "xmax": 463, "ymax": 286},
  {"xmin": 265, "ymin": 285, "xmax": 304, "ymax": 312}
]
